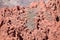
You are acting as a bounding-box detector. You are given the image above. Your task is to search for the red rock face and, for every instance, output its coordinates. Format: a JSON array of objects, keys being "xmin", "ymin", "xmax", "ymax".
[{"xmin": 0, "ymin": 0, "xmax": 60, "ymax": 40}]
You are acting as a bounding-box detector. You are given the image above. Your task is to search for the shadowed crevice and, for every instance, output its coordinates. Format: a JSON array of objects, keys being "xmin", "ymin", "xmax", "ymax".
[
  {"xmin": 56, "ymin": 16, "xmax": 59, "ymax": 22},
  {"xmin": 0, "ymin": 20, "xmax": 4, "ymax": 28}
]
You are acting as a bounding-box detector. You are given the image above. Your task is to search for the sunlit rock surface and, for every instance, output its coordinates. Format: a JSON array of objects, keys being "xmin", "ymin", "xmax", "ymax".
[{"xmin": 0, "ymin": 0, "xmax": 60, "ymax": 40}]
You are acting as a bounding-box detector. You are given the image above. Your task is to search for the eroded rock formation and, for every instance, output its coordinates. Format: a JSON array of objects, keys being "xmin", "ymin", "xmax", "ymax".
[{"xmin": 0, "ymin": 0, "xmax": 60, "ymax": 40}]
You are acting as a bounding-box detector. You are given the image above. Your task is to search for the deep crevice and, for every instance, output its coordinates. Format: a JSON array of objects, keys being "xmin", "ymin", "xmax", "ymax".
[
  {"xmin": 36, "ymin": 19, "xmax": 40, "ymax": 29},
  {"xmin": 7, "ymin": 27, "xmax": 16, "ymax": 37},
  {"xmin": 43, "ymin": 35, "xmax": 48, "ymax": 40},
  {"xmin": 17, "ymin": 6, "xmax": 20, "ymax": 10},
  {"xmin": 0, "ymin": 20, "xmax": 4, "ymax": 28},
  {"xmin": 17, "ymin": 33, "xmax": 23, "ymax": 40},
  {"xmin": 56, "ymin": 16, "xmax": 59, "ymax": 22},
  {"xmin": 8, "ymin": 20, "xmax": 11, "ymax": 24}
]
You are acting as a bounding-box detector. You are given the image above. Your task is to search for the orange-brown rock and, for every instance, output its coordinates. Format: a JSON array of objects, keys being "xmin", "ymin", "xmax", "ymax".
[{"xmin": 0, "ymin": 0, "xmax": 60, "ymax": 40}]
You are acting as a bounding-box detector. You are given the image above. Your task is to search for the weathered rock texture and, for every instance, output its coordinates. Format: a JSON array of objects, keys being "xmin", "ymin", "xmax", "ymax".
[{"xmin": 0, "ymin": 0, "xmax": 60, "ymax": 40}]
